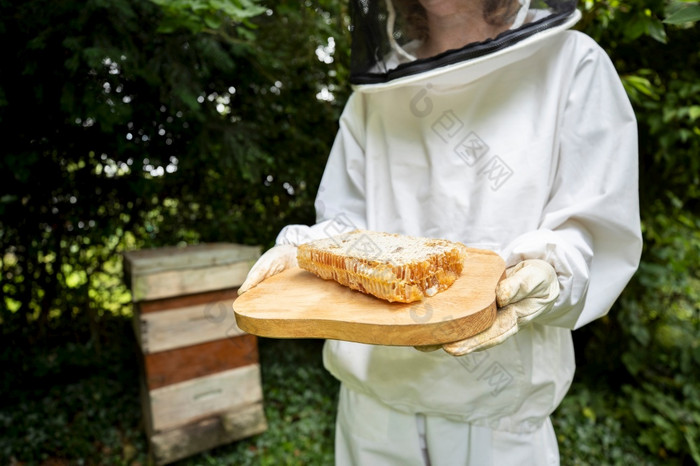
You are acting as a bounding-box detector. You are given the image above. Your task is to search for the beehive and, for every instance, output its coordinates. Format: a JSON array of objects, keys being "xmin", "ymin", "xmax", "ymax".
[{"xmin": 123, "ymin": 243, "xmax": 266, "ymax": 465}]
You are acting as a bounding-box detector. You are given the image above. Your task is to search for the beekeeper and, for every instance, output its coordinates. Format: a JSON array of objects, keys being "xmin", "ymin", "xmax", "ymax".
[{"xmin": 239, "ymin": 0, "xmax": 642, "ymax": 463}]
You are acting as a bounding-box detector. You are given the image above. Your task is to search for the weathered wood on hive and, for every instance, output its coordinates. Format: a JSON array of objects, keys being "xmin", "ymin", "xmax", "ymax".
[
  {"xmin": 150, "ymin": 402, "xmax": 267, "ymax": 465},
  {"xmin": 146, "ymin": 364, "xmax": 264, "ymax": 432},
  {"xmin": 144, "ymin": 335, "xmax": 259, "ymax": 390},
  {"xmin": 124, "ymin": 242, "xmax": 266, "ymax": 465},
  {"xmin": 134, "ymin": 289, "xmax": 245, "ymax": 354},
  {"xmin": 123, "ymin": 243, "xmax": 260, "ymax": 301}
]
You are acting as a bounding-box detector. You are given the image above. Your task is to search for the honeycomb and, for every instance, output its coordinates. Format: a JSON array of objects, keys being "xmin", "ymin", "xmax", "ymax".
[{"xmin": 297, "ymin": 230, "xmax": 468, "ymax": 303}]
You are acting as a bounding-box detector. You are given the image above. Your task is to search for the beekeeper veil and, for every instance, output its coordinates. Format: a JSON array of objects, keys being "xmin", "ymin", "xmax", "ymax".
[{"xmin": 349, "ymin": 0, "xmax": 578, "ymax": 85}]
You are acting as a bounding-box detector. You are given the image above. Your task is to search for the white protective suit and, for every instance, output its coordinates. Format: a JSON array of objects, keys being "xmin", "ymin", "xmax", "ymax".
[{"xmin": 273, "ymin": 2, "xmax": 643, "ymax": 464}]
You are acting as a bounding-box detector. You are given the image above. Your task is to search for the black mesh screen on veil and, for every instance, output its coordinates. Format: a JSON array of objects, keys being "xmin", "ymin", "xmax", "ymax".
[{"xmin": 349, "ymin": 0, "xmax": 578, "ymax": 85}]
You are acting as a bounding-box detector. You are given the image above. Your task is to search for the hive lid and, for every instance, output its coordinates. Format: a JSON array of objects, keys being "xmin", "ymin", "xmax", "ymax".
[{"xmin": 123, "ymin": 243, "xmax": 261, "ymax": 276}]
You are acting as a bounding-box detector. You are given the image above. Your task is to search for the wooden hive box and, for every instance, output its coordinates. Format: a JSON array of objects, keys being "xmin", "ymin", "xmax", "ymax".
[{"xmin": 123, "ymin": 243, "xmax": 266, "ymax": 465}]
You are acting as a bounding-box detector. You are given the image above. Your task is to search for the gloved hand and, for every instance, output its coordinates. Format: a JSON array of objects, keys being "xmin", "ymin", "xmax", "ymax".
[
  {"xmin": 238, "ymin": 244, "xmax": 298, "ymax": 295},
  {"xmin": 439, "ymin": 259, "xmax": 560, "ymax": 356}
]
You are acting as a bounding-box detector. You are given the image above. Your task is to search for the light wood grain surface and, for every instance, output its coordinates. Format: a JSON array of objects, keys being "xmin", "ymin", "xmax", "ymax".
[{"xmin": 233, "ymin": 248, "xmax": 505, "ymax": 346}]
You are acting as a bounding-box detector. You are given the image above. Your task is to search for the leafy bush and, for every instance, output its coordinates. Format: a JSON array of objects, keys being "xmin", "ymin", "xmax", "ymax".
[
  {"xmin": 573, "ymin": 0, "xmax": 700, "ymax": 462},
  {"xmin": 577, "ymin": 206, "xmax": 700, "ymax": 463},
  {"xmin": 553, "ymin": 384, "xmax": 669, "ymax": 465},
  {"xmin": 0, "ymin": 0, "xmax": 349, "ymax": 336}
]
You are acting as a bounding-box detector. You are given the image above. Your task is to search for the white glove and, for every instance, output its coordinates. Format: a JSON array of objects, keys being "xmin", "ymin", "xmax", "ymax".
[
  {"xmin": 442, "ymin": 259, "xmax": 560, "ymax": 356},
  {"xmin": 238, "ymin": 245, "xmax": 298, "ymax": 295}
]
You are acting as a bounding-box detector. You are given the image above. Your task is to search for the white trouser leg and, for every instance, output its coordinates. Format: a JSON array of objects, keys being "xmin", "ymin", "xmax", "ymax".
[
  {"xmin": 423, "ymin": 415, "xmax": 560, "ymax": 466},
  {"xmin": 334, "ymin": 383, "xmax": 560, "ymax": 466},
  {"xmin": 335, "ymin": 384, "xmax": 425, "ymax": 466},
  {"xmin": 489, "ymin": 417, "xmax": 560, "ymax": 466}
]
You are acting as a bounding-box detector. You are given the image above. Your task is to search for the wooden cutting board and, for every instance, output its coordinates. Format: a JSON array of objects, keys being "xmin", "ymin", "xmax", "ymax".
[{"xmin": 233, "ymin": 248, "xmax": 505, "ymax": 346}]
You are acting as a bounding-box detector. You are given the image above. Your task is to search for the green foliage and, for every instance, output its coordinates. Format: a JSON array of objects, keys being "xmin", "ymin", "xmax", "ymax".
[
  {"xmin": 573, "ymin": 0, "xmax": 700, "ymax": 463},
  {"xmin": 664, "ymin": 3, "xmax": 700, "ymax": 24},
  {"xmin": 0, "ymin": 0, "xmax": 351, "ymax": 337},
  {"xmin": 149, "ymin": 0, "xmax": 268, "ymax": 36},
  {"xmin": 608, "ymin": 208, "xmax": 700, "ymax": 463},
  {"xmin": 553, "ymin": 384, "xmax": 669, "ymax": 465}
]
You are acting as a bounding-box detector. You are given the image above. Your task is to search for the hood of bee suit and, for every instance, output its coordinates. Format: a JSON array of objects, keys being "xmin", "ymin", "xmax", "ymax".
[{"xmin": 348, "ymin": 0, "xmax": 580, "ymax": 86}]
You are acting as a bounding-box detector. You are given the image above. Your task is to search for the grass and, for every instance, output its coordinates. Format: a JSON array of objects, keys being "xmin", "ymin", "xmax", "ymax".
[{"xmin": 0, "ymin": 314, "xmax": 667, "ymax": 465}]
